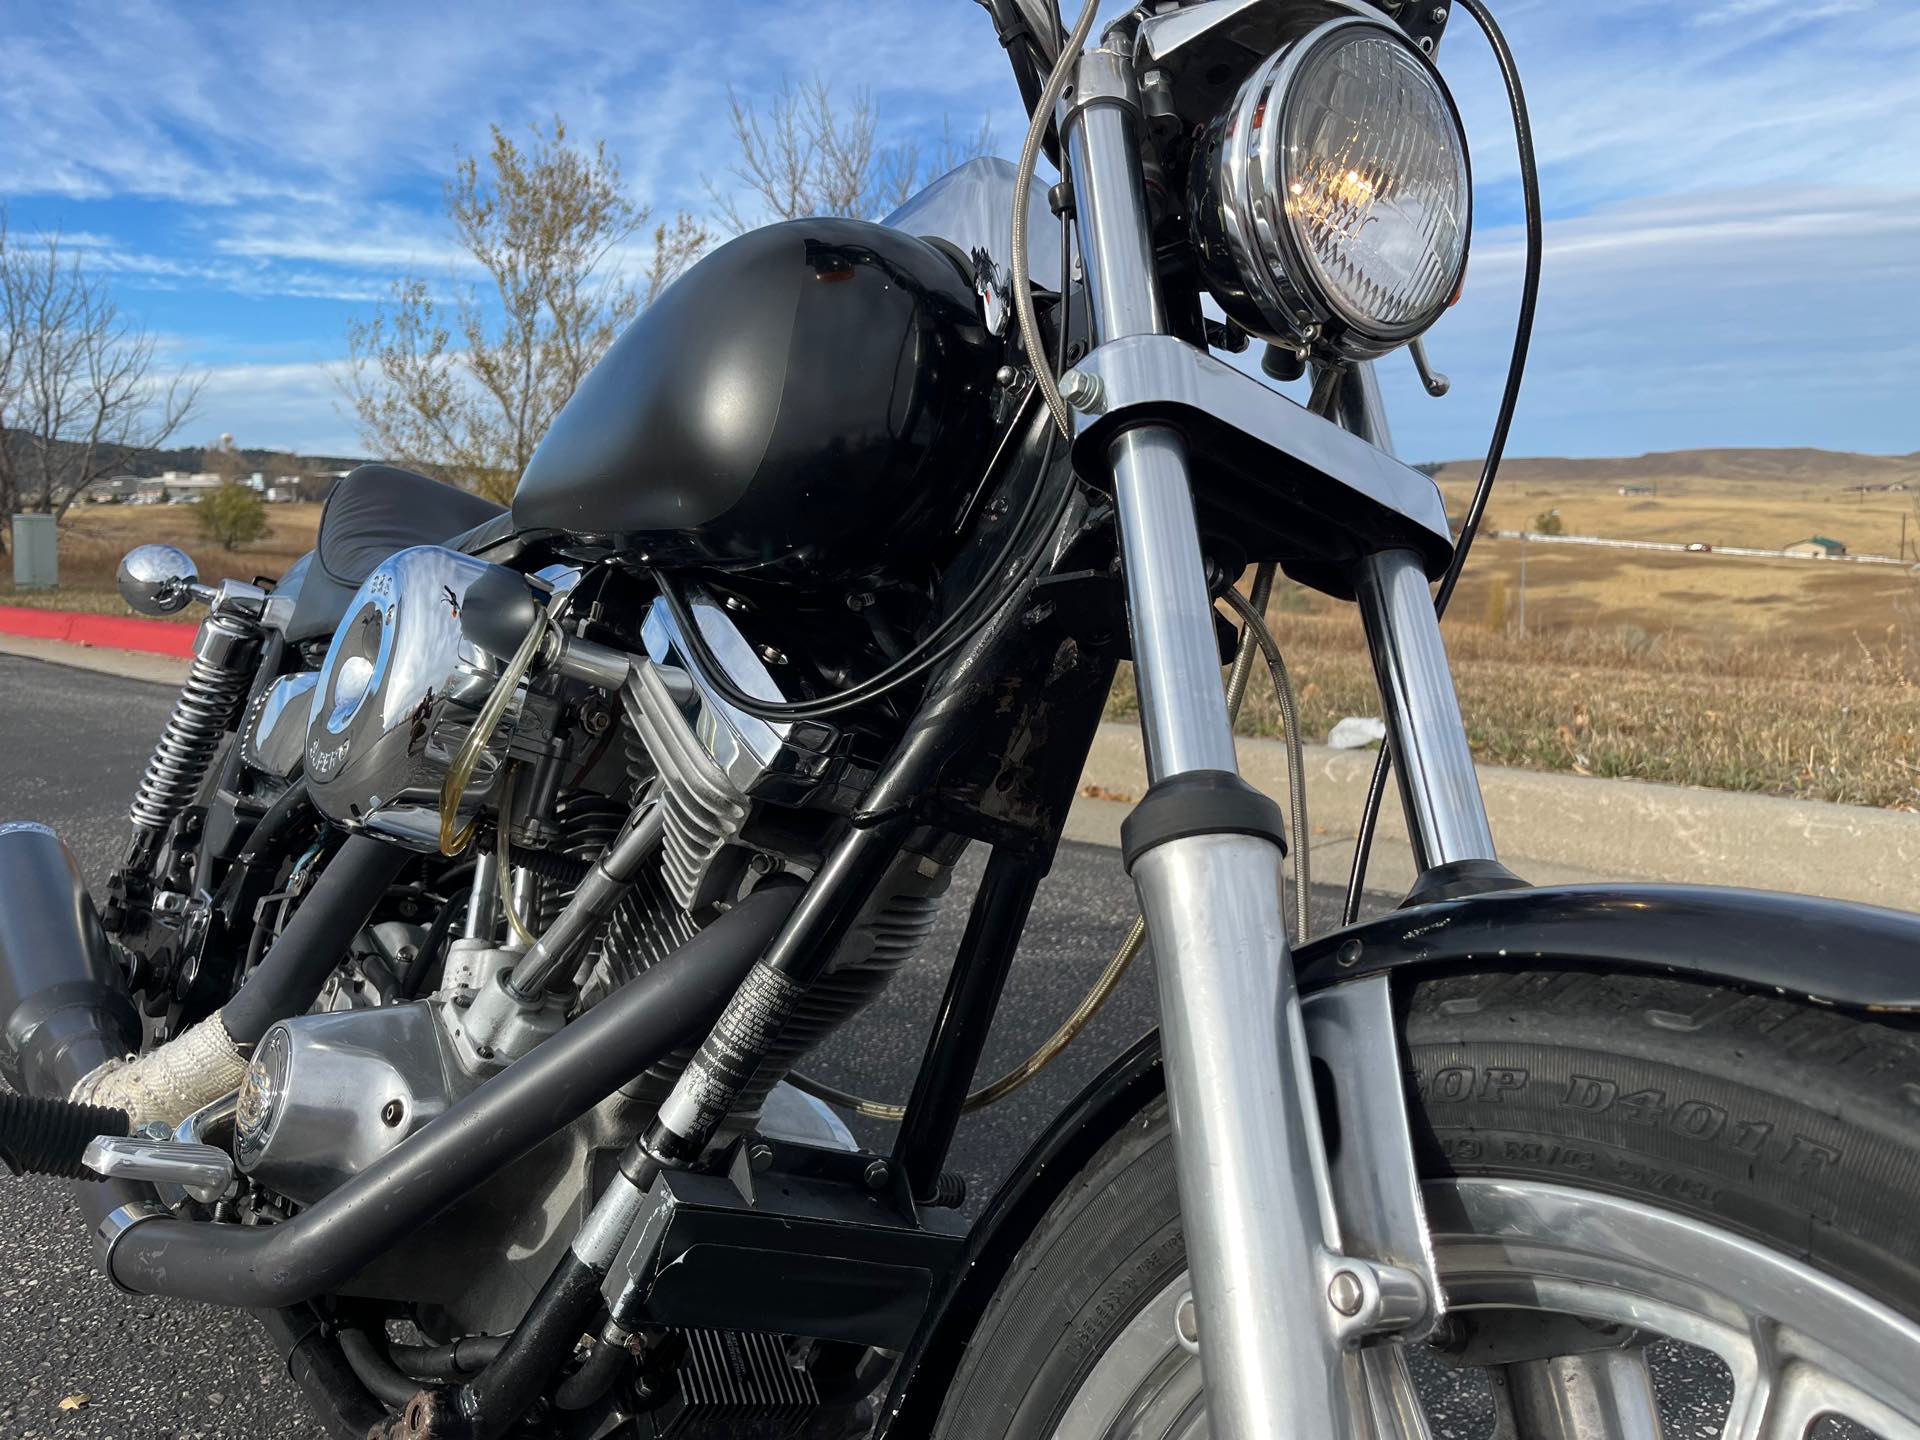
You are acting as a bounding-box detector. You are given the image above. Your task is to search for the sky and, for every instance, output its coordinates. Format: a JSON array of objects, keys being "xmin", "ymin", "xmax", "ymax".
[{"xmin": 2, "ymin": 0, "xmax": 1917, "ymax": 466}]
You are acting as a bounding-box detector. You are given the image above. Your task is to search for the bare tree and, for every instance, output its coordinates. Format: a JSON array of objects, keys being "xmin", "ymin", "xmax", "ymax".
[
  {"xmin": 712, "ymin": 77, "xmax": 993, "ymax": 231},
  {"xmin": 341, "ymin": 118, "xmax": 709, "ymax": 501},
  {"xmin": 0, "ymin": 216, "xmax": 203, "ymax": 543}
]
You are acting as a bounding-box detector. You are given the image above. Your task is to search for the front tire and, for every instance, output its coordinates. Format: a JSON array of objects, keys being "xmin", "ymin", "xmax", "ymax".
[{"xmin": 934, "ymin": 969, "xmax": 1920, "ymax": 1438}]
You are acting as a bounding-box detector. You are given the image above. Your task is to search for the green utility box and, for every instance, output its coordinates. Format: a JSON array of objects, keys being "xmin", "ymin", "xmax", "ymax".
[{"xmin": 11, "ymin": 514, "xmax": 58, "ymax": 589}]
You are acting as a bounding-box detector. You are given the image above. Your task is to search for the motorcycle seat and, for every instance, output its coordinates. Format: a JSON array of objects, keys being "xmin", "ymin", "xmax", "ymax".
[{"xmin": 284, "ymin": 465, "xmax": 507, "ymax": 643}]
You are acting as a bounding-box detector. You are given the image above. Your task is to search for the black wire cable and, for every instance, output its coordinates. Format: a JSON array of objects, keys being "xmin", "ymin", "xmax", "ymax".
[
  {"xmin": 1343, "ymin": 0, "xmax": 1544, "ymax": 924},
  {"xmin": 652, "ymin": 184, "xmax": 1080, "ymax": 725}
]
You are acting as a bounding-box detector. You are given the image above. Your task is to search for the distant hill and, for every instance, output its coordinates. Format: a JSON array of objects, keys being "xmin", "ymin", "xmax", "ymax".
[
  {"xmin": 3, "ymin": 433, "xmax": 367, "ymax": 482},
  {"xmin": 1429, "ymin": 447, "xmax": 1920, "ymax": 491}
]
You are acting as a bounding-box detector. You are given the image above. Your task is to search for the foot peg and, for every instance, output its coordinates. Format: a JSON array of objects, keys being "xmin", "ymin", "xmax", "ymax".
[{"xmin": 82, "ymin": 1134, "xmax": 235, "ymax": 1204}]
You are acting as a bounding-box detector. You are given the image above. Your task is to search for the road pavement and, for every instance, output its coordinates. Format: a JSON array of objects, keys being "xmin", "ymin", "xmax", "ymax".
[{"xmin": 0, "ymin": 653, "xmax": 1745, "ymax": 1439}]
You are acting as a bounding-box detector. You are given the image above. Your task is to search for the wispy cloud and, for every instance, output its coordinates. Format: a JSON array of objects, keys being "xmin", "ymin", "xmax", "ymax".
[{"xmin": 2, "ymin": 1, "xmax": 1914, "ymax": 459}]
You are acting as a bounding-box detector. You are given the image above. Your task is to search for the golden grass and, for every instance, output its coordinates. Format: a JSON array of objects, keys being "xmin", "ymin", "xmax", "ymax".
[
  {"xmin": 9, "ymin": 496, "xmax": 1918, "ymax": 810},
  {"xmin": 1108, "ymin": 611, "xmax": 1920, "ymax": 811},
  {"xmin": 1, "ymin": 503, "xmax": 323, "ymax": 621}
]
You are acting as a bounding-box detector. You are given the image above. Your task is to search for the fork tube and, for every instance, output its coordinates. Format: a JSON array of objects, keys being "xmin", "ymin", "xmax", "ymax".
[
  {"xmin": 1354, "ymin": 551, "xmax": 1498, "ymax": 870},
  {"xmin": 1062, "ymin": 43, "xmax": 1351, "ymax": 1440},
  {"xmin": 1338, "ymin": 369, "xmax": 1499, "ymax": 870}
]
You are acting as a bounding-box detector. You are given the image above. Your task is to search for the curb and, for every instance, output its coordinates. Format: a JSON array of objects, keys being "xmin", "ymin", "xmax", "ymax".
[
  {"xmin": 1069, "ymin": 722, "xmax": 1919, "ymax": 912},
  {"xmin": 0, "ymin": 604, "xmax": 195, "ymax": 657}
]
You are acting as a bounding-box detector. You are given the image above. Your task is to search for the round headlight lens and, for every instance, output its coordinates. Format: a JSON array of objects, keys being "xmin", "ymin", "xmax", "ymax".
[
  {"xmin": 1195, "ymin": 18, "xmax": 1471, "ymax": 357},
  {"xmin": 1282, "ymin": 29, "xmax": 1469, "ymax": 338}
]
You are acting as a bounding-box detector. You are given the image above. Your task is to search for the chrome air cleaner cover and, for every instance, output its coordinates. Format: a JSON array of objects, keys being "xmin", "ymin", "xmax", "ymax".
[{"xmin": 304, "ymin": 545, "xmax": 519, "ymax": 850}]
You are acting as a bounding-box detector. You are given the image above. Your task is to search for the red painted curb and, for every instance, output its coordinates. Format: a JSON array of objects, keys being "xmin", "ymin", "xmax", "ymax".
[{"xmin": 0, "ymin": 605, "xmax": 195, "ymax": 658}]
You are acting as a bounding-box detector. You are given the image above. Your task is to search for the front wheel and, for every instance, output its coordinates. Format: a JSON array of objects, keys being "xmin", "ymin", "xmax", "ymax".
[{"xmin": 934, "ymin": 969, "xmax": 1920, "ymax": 1439}]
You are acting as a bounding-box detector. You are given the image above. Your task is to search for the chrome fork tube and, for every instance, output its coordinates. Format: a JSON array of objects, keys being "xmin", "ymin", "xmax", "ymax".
[
  {"xmin": 1062, "ymin": 43, "xmax": 1353, "ymax": 1440},
  {"xmin": 1340, "ymin": 369, "xmax": 1498, "ymax": 870}
]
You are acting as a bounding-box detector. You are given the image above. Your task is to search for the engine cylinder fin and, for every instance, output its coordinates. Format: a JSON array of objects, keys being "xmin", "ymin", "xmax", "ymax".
[
  {"xmin": 623, "ymin": 666, "xmax": 751, "ymax": 914},
  {"xmin": 592, "ymin": 863, "xmax": 949, "ymax": 1122}
]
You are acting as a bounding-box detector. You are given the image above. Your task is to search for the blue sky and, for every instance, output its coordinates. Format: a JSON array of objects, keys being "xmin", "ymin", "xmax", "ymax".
[{"xmin": 3, "ymin": 0, "xmax": 1917, "ymax": 464}]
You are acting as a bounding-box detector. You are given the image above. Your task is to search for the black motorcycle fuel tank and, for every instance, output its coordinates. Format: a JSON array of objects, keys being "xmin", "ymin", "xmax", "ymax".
[{"xmin": 513, "ymin": 218, "xmax": 998, "ymax": 581}]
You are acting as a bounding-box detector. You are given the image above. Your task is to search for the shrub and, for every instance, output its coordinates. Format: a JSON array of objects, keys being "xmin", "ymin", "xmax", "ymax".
[{"xmin": 196, "ymin": 482, "xmax": 269, "ymax": 549}]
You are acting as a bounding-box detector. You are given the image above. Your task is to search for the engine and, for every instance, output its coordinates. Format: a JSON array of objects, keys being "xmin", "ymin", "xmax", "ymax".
[{"xmin": 230, "ymin": 548, "xmax": 954, "ymax": 1331}]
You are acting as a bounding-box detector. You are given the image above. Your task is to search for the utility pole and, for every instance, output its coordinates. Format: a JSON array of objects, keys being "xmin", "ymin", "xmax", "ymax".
[{"xmin": 1518, "ymin": 534, "xmax": 1528, "ymax": 637}]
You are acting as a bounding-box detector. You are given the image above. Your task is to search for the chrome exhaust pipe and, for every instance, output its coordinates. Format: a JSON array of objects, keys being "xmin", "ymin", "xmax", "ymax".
[
  {"xmin": 0, "ymin": 823, "xmax": 141, "ymax": 1101},
  {"xmin": 0, "ymin": 822, "xmax": 147, "ymax": 1231}
]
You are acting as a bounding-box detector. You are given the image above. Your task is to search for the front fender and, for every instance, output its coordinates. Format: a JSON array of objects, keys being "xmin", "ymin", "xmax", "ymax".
[
  {"xmin": 878, "ymin": 882, "xmax": 1920, "ymax": 1435},
  {"xmin": 1297, "ymin": 882, "xmax": 1920, "ymax": 1007}
]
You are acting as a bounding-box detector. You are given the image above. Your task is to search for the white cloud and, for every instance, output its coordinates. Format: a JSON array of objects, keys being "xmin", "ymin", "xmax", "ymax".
[
  {"xmin": 1376, "ymin": 184, "xmax": 1920, "ymax": 460},
  {"xmin": 181, "ymin": 358, "xmax": 357, "ymax": 457}
]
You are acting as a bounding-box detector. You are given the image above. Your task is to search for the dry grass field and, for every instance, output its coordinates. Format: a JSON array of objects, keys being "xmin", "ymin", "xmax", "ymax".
[
  {"xmin": 1173, "ymin": 448, "xmax": 1920, "ymax": 810},
  {"xmin": 1431, "ymin": 448, "xmax": 1920, "ymax": 654},
  {"xmin": 1, "ymin": 502, "xmax": 324, "ymax": 620}
]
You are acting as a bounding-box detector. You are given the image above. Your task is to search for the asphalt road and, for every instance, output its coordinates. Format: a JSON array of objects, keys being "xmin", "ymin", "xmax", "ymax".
[{"xmin": 0, "ymin": 654, "xmax": 1741, "ymax": 1440}]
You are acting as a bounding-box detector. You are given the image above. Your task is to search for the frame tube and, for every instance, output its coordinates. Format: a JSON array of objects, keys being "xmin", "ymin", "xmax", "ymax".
[{"xmin": 892, "ymin": 848, "xmax": 1044, "ymax": 1200}]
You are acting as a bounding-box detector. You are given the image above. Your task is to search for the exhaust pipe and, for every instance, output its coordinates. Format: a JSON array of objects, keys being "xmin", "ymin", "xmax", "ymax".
[
  {"xmin": 0, "ymin": 823, "xmax": 142, "ymax": 1100},
  {"xmin": 0, "ymin": 822, "xmax": 391, "ymax": 1436},
  {"xmin": 100, "ymin": 877, "xmax": 803, "ymax": 1308},
  {"xmin": 0, "ymin": 822, "xmax": 148, "ymax": 1233}
]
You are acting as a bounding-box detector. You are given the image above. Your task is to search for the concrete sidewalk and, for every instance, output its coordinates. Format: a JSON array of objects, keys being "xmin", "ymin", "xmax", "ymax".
[
  {"xmin": 9, "ymin": 634, "xmax": 1910, "ymax": 912},
  {"xmin": 1067, "ymin": 723, "xmax": 1918, "ymax": 911},
  {"xmin": 0, "ymin": 633, "xmax": 190, "ymax": 686}
]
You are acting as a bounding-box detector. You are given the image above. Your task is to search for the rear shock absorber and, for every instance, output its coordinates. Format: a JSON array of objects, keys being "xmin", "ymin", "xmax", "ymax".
[{"xmin": 127, "ymin": 604, "xmax": 264, "ymax": 864}]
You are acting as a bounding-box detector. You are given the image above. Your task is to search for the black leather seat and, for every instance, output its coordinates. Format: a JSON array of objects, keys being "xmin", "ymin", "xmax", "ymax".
[{"xmin": 284, "ymin": 465, "xmax": 507, "ymax": 642}]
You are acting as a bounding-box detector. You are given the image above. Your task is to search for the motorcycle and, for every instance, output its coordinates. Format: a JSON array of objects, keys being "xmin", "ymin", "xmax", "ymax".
[{"xmin": 5, "ymin": 0, "xmax": 1920, "ymax": 1436}]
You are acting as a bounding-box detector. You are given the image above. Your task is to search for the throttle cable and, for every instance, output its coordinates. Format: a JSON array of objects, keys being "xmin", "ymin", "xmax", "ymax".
[{"xmin": 1344, "ymin": 0, "xmax": 1543, "ymax": 924}]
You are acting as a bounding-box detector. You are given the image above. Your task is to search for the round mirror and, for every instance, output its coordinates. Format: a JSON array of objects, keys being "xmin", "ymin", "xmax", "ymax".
[{"xmin": 117, "ymin": 544, "xmax": 200, "ymax": 616}]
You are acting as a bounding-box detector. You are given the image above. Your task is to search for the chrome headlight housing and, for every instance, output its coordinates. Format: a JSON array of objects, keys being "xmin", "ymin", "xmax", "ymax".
[{"xmin": 1192, "ymin": 15, "xmax": 1471, "ymax": 359}]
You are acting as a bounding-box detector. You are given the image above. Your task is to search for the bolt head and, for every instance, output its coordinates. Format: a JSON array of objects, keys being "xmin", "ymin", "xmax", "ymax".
[
  {"xmin": 748, "ymin": 1142, "xmax": 774, "ymax": 1174},
  {"xmin": 1328, "ymin": 1269, "xmax": 1366, "ymax": 1316},
  {"xmin": 995, "ymin": 364, "xmax": 1019, "ymax": 387},
  {"xmin": 1174, "ymin": 1293, "xmax": 1199, "ymax": 1346},
  {"xmin": 1431, "ymin": 5, "xmax": 1448, "ymax": 21},
  {"xmin": 1057, "ymin": 368, "xmax": 1102, "ymax": 411},
  {"xmin": 1337, "ymin": 939, "xmax": 1364, "ymax": 968},
  {"xmin": 864, "ymin": 1159, "xmax": 892, "ymax": 1191}
]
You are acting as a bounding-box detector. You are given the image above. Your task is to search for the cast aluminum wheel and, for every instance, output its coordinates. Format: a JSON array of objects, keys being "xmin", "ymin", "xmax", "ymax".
[{"xmin": 1050, "ymin": 1179, "xmax": 1920, "ymax": 1440}]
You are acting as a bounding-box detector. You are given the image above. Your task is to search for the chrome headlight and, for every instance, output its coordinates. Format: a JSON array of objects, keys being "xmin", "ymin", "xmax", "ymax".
[{"xmin": 1193, "ymin": 16, "xmax": 1471, "ymax": 359}]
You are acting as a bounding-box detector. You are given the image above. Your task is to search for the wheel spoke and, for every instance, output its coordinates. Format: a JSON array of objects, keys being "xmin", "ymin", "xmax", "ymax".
[
  {"xmin": 1505, "ymin": 1350, "xmax": 1667, "ymax": 1440},
  {"xmin": 1719, "ymin": 1319, "xmax": 1785, "ymax": 1440},
  {"xmin": 1353, "ymin": 1343, "xmax": 1433, "ymax": 1440}
]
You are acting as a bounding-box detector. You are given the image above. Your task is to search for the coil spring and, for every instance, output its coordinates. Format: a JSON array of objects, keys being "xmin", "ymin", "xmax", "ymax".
[{"xmin": 128, "ymin": 614, "xmax": 259, "ymax": 837}]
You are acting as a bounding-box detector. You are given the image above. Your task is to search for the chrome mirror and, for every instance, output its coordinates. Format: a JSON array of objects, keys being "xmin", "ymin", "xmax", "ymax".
[{"xmin": 117, "ymin": 544, "xmax": 201, "ymax": 616}]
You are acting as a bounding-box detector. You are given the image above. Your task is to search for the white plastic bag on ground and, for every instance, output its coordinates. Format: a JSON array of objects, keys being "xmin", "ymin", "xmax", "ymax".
[{"xmin": 1327, "ymin": 716, "xmax": 1387, "ymax": 750}]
